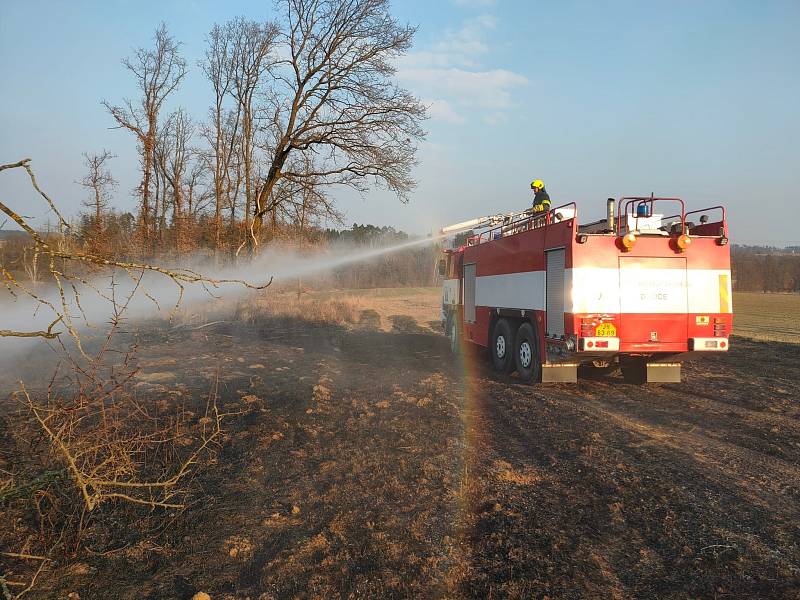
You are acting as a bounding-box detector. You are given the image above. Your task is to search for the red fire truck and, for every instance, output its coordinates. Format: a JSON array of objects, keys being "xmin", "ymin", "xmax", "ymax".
[{"xmin": 437, "ymin": 197, "xmax": 732, "ymax": 383}]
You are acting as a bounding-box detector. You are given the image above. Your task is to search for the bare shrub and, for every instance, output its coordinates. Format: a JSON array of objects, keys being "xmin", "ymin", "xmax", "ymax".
[
  {"xmin": 0, "ymin": 159, "xmax": 265, "ymax": 594},
  {"xmin": 3, "ymin": 338, "xmax": 232, "ymax": 525},
  {"xmin": 236, "ymin": 292, "xmax": 360, "ymax": 327},
  {"xmin": 16, "ymin": 351, "xmax": 228, "ymax": 513}
]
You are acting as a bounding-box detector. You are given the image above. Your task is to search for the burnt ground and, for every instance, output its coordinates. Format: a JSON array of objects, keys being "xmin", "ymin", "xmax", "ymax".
[{"xmin": 3, "ymin": 308, "xmax": 800, "ymax": 599}]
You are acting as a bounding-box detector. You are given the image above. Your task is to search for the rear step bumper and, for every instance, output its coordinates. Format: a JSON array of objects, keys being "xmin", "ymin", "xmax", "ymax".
[
  {"xmin": 541, "ymin": 361, "xmax": 682, "ymax": 383},
  {"xmin": 542, "ymin": 363, "xmax": 578, "ymax": 383}
]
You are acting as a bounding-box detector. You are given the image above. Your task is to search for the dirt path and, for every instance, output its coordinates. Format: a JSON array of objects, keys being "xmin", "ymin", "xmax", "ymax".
[{"xmin": 6, "ymin": 311, "xmax": 800, "ymax": 598}]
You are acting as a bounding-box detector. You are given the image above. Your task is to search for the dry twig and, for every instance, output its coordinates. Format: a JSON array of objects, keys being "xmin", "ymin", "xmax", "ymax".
[{"xmin": 0, "ymin": 553, "xmax": 48, "ymax": 562}]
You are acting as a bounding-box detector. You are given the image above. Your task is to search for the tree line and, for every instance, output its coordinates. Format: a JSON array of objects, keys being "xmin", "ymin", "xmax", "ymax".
[
  {"xmin": 4, "ymin": 227, "xmax": 799, "ymax": 292},
  {"xmin": 732, "ymin": 245, "xmax": 800, "ymax": 293}
]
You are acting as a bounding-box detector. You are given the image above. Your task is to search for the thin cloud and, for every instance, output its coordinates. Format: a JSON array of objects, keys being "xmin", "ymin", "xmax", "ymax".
[
  {"xmin": 431, "ymin": 14, "xmax": 498, "ymax": 67},
  {"xmin": 425, "ymin": 99, "xmax": 465, "ymax": 124},
  {"xmin": 452, "ymin": 0, "xmax": 498, "ymax": 8},
  {"xmin": 434, "ymin": 14, "xmax": 497, "ymax": 64},
  {"xmin": 400, "ymin": 68, "xmax": 527, "ymax": 110},
  {"xmin": 483, "ymin": 111, "xmax": 509, "ymax": 125},
  {"xmin": 397, "ymin": 14, "xmax": 527, "ymax": 123}
]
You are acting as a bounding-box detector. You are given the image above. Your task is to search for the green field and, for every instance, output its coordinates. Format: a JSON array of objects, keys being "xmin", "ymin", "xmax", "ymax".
[{"xmin": 733, "ymin": 292, "xmax": 800, "ymax": 343}]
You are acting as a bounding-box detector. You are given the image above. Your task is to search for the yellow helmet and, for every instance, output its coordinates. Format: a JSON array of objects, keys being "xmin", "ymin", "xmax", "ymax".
[{"xmin": 531, "ymin": 179, "xmax": 544, "ymax": 190}]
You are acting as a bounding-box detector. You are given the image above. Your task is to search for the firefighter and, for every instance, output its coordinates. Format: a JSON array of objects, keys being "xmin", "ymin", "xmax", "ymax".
[
  {"xmin": 531, "ymin": 180, "xmax": 550, "ymax": 211},
  {"xmin": 530, "ymin": 179, "xmax": 551, "ymax": 214}
]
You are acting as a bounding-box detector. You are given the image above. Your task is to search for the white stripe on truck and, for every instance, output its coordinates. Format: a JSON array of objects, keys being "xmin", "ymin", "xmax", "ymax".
[
  {"xmin": 475, "ymin": 271, "xmax": 546, "ymax": 311},
  {"xmin": 444, "ymin": 268, "xmax": 732, "ymax": 315},
  {"xmin": 569, "ymin": 267, "xmax": 732, "ymax": 314}
]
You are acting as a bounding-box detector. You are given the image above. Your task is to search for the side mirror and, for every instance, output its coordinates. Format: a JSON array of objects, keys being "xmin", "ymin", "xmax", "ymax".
[{"xmin": 437, "ymin": 259, "xmax": 446, "ymax": 277}]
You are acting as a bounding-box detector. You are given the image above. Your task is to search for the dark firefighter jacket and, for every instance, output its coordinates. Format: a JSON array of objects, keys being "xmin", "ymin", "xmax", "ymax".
[{"xmin": 532, "ymin": 188, "xmax": 551, "ymax": 212}]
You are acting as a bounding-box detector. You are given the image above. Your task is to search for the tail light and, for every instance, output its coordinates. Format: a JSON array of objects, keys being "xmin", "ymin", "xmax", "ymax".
[
  {"xmin": 580, "ymin": 317, "xmax": 595, "ymax": 336},
  {"xmin": 584, "ymin": 340, "xmax": 612, "ymax": 349},
  {"xmin": 713, "ymin": 317, "xmax": 727, "ymax": 337},
  {"xmin": 579, "ymin": 337, "xmax": 619, "ymax": 351}
]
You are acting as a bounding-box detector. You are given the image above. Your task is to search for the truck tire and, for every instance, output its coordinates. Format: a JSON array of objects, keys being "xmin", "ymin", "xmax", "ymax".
[
  {"xmin": 514, "ymin": 322, "xmax": 542, "ymax": 383},
  {"xmin": 491, "ymin": 318, "xmax": 515, "ymax": 374}
]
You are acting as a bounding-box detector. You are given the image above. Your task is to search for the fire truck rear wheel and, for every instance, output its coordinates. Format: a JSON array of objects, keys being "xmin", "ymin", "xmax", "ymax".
[
  {"xmin": 491, "ymin": 318, "xmax": 515, "ymax": 375},
  {"xmin": 515, "ymin": 322, "xmax": 541, "ymax": 383}
]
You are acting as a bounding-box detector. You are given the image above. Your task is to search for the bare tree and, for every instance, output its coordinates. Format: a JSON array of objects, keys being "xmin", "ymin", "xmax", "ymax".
[
  {"xmin": 198, "ymin": 117, "xmax": 246, "ymax": 253},
  {"xmin": 249, "ymin": 0, "xmax": 426, "ymax": 251},
  {"xmin": 153, "ymin": 124, "xmax": 170, "ymax": 244},
  {"xmin": 274, "ymin": 155, "xmax": 343, "ymax": 232},
  {"xmin": 161, "ymin": 108, "xmax": 194, "ymax": 252},
  {"xmin": 201, "ymin": 23, "xmax": 240, "ymax": 249},
  {"xmin": 185, "ymin": 155, "xmax": 211, "ymax": 219},
  {"xmin": 200, "ymin": 18, "xmax": 278, "ymax": 254},
  {"xmin": 226, "ymin": 132, "xmax": 245, "ymax": 247},
  {"xmin": 103, "ymin": 24, "xmax": 188, "ymax": 247},
  {"xmin": 227, "ymin": 18, "xmax": 280, "ymax": 239},
  {"xmin": 77, "ymin": 150, "xmax": 116, "ymax": 250}
]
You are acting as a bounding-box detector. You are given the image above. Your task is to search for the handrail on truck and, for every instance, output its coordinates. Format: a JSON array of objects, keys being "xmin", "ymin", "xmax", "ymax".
[
  {"xmin": 686, "ymin": 205, "xmax": 726, "ymax": 221},
  {"xmin": 660, "ymin": 205, "xmax": 727, "ymax": 236},
  {"xmin": 471, "ymin": 202, "xmax": 578, "ymax": 245},
  {"xmin": 685, "ymin": 205, "xmax": 727, "ymax": 234},
  {"xmin": 617, "ymin": 196, "xmax": 686, "ymax": 235}
]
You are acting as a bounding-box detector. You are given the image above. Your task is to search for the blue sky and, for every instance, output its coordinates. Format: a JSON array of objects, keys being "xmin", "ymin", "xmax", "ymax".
[{"xmin": 1, "ymin": 0, "xmax": 798, "ymax": 245}]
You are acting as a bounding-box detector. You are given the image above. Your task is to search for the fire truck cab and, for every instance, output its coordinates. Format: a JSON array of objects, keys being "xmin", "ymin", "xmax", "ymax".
[{"xmin": 438, "ymin": 197, "xmax": 732, "ymax": 383}]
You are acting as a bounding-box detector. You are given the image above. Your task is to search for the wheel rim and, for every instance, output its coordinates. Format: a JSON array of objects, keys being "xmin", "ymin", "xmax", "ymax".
[
  {"xmin": 519, "ymin": 341, "xmax": 532, "ymax": 368},
  {"xmin": 496, "ymin": 335, "xmax": 506, "ymax": 359}
]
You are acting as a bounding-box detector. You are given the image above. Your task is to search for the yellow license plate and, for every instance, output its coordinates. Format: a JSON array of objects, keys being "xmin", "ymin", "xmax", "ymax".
[{"xmin": 595, "ymin": 323, "xmax": 617, "ymax": 337}]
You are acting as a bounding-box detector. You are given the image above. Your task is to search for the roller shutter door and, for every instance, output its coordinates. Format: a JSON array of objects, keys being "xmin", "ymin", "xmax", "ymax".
[
  {"xmin": 463, "ymin": 263, "xmax": 476, "ymax": 323},
  {"xmin": 546, "ymin": 249, "xmax": 565, "ymax": 337}
]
